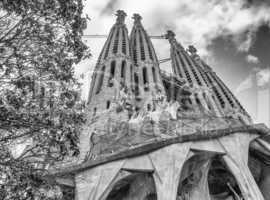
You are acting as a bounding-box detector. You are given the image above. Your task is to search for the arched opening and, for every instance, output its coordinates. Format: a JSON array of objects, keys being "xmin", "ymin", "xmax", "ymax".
[
  {"xmin": 108, "ymin": 61, "xmax": 116, "ymax": 87},
  {"xmin": 177, "ymin": 154, "xmax": 243, "ymax": 200},
  {"xmin": 177, "ymin": 154, "xmax": 211, "ymax": 199},
  {"xmin": 249, "ymin": 137, "xmax": 270, "ymax": 199},
  {"xmin": 208, "ymin": 156, "xmax": 242, "ymax": 199},
  {"xmin": 106, "ymin": 172, "xmax": 156, "ymax": 200},
  {"xmin": 96, "ymin": 66, "xmax": 105, "ymax": 94}
]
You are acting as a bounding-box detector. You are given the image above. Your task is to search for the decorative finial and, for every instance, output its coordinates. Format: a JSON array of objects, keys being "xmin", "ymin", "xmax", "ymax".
[
  {"xmin": 115, "ymin": 10, "xmax": 127, "ymax": 24},
  {"xmin": 165, "ymin": 30, "xmax": 184, "ymax": 50},
  {"xmin": 132, "ymin": 13, "xmax": 142, "ymax": 25},
  {"xmin": 165, "ymin": 30, "xmax": 176, "ymax": 40},
  {"xmin": 187, "ymin": 45, "xmax": 200, "ymax": 60},
  {"xmin": 187, "ymin": 45, "xmax": 197, "ymax": 55}
]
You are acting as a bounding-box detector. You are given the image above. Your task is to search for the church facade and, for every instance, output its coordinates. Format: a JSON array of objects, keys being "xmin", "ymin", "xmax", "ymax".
[{"xmin": 51, "ymin": 10, "xmax": 270, "ymax": 200}]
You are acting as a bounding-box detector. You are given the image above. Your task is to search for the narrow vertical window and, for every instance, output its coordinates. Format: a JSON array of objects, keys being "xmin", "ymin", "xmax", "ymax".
[
  {"xmin": 110, "ymin": 61, "xmax": 116, "ymax": 77},
  {"xmin": 143, "ymin": 67, "xmax": 148, "ymax": 84},
  {"xmin": 106, "ymin": 101, "xmax": 110, "ymax": 109},
  {"xmin": 143, "ymin": 67, "xmax": 149, "ymax": 91},
  {"xmin": 93, "ymin": 107, "xmax": 97, "ymax": 116},
  {"xmin": 121, "ymin": 61, "xmax": 126, "ymax": 80},
  {"xmin": 134, "ymin": 73, "xmax": 139, "ymax": 95},
  {"xmin": 152, "ymin": 67, "xmax": 157, "ymax": 83},
  {"xmin": 108, "ymin": 61, "xmax": 116, "ymax": 87},
  {"xmin": 96, "ymin": 66, "xmax": 105, "ymax": 94}
]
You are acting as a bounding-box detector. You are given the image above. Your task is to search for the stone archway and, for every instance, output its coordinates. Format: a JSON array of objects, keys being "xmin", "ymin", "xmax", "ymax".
[
  {"xmin": 177, "ymin": 153, "xmax": 212, "ymax": 200},
  {"xmin": 249, "ymin": 138, "xmax": 270, "ymax": 200},
  {"xmin": 105, "ymin": 172, "xmax": 156, "ymax": 200},
  {"xmin": 208, "ymin": 156, "xmax": 242, "ymax": 200},
  {"xmin": 176, "ymin": 153, "xmax": 245, "ymax": 200}
]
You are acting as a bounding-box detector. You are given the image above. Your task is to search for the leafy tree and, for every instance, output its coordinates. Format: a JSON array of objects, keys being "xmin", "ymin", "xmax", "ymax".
[{"xmin": 0, "ymin": 0, "xmax": 90, "ymax": 199}]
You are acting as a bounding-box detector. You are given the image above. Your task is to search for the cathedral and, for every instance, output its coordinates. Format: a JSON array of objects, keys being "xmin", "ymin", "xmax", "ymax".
[{"xmin": 51, "ymin": 10, "xmax": 270, "ymax": 200}]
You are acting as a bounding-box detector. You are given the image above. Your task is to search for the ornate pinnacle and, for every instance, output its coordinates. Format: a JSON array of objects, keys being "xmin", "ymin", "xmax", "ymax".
[
  {"xmin": 187, "ymin": 45, "xmax": 197, "ymax": 55},
  {"xmin": 115, "ymin": 10, "xmax": 127, "ymax": 24},
  {"xmin": 132, "ymin": 13, "xmax": 142, "ymax": 25},
  {"xmin": 165, "ymin": 30, "xmax": 176, "ymax": 41},
  {"xmin": 165, "ymin": 30, "xmax": 184, "ymax": 49},
  {"xmin": 187, "ymin": 45, "xmax": 200, "ymax": 60}
]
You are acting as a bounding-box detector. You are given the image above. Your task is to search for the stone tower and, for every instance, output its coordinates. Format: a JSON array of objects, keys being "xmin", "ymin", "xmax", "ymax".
[
  {"xmin": 51, "ymin": 11, "xmax": 270, "ymax": 200},
  {"xmin": 130, "ymin": 14, "xmax": 165, "ymax": 109},
  {"xmin": 87, "ymin": 10, "xmax": 133, "ymax": 117}
]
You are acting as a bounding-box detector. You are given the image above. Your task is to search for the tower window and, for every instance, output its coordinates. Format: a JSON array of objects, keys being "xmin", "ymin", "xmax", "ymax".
[
  {"xmin": 152, "ymin": 67, "xmax": 157, "ymax": 83},
  {"xmin": 93, "ymin": 107, "xmax": 97, "ymax": 116},
  {"xmin": 147, "ymin": 104, "xmax": 151, "ymax": 111},
  {"xmin": 121, "ymin": 60, "xmax": 126, "ymax": 80},
  {"xmin": 96, "ymin": 65, "xmax": 105, "ymax": 94},
  {"xmin": 143, "ymin": 67, "xmax": 149, "ymax": 91},
  {"xmin": 143, "ymin": 67, "xmax": 148, "ymax": 84},
  {"xmin": 106, "ymin": 101, "xmax": 111, "ymax": 109},
  {"xmin": 134, "ymin": 73, "xmax": 140, "ymax": 96},
  {"xmin": 110, "ymin": 61, "xmax": 116, "ymax": 77},
  {"xmin": 108, "ymin": 61, "xmax": 116, "ymax": 87}
]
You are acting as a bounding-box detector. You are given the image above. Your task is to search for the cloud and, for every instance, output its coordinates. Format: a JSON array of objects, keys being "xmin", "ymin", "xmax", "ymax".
[
  {"xmin": 246, "ymin": 54, "xmax": 259, "ymax": 64},
  {"xmin": 100, "ymin": 0, "xmax": 121, "ymax": 16},
  {"xmin": 257, "ymin": 68, "xmax": 270, "ymax": 86},
  {"xmin": 83, "ymin": 0, "xmax": 270, "ymax": 57},
  {"xmin": 235, "ymin": 67, "xmax": 270, "ymax": 93},
  {"xmin": 235, "ymin": 74, "xmax": 253, "ymax": 94}
]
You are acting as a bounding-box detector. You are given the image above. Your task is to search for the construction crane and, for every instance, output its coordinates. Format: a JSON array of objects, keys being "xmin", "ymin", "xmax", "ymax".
[{"xmin": 83, "ymin": 34, "xmax": 166, "ymax": 39}]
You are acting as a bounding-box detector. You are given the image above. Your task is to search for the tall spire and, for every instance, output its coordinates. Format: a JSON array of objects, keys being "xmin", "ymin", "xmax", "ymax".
[
  {"xmin": 166, "ymin": 30, "xmax": 223, "ymax": 116},
  {"xmin": 165, "ymin": 30, "xmax": 207, "ymax": 87},
  {"xmin": 87, "ymin": 10, "xmax": 133, "ymax": 113},
  {"xmin": 166, "ymin": 31, "xmax": 251, "ymax": 123},
  {"xmin": 130, "ymin": 14, "xmax": 165, "ymax": 105}
]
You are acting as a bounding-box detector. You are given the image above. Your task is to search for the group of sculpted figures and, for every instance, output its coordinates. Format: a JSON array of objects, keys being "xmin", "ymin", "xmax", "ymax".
[{"xmin": 85, "ymin": 82, "xmax": 220, "ymax": 160}]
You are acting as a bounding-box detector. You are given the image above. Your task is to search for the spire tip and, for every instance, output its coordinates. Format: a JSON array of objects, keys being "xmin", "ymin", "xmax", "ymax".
[
  {"xmin": 115, "ymin": 10, "xmax": 127, "ymax": 24},
  {"xmin": 132, "ymin": 13, "xmax": 142, "ymax": 24},
  {"xmin": 165, "ymin": 30, "xmax": 176, "ymax": 40}
]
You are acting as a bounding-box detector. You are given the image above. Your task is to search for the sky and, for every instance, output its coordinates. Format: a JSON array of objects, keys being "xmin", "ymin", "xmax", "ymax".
[{"xmin": 76, "ymin": 0, "xmax": 270, "ymax": 126}]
